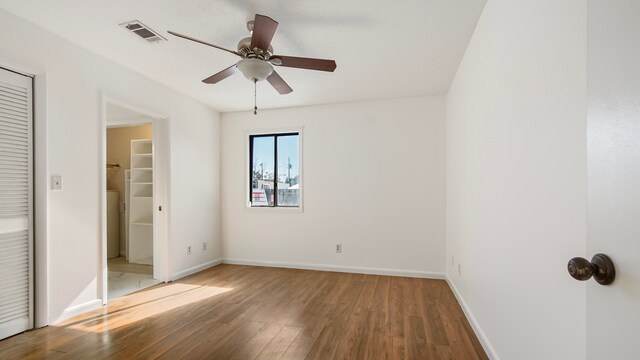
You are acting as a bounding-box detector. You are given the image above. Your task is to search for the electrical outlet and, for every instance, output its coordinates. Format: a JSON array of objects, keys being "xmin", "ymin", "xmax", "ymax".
[
  {"xmin": 187, "ymin": 246, "xmax": 192, "ymax": 255},
  {"xmin": 202, "ymin": 242, "xmax": 207, "ymax": 251},
  {"xmin": 51, "ymin": 175, "xmax": 62, "ymax": 191},
  {"xmin": 336, "ymin": 244, "xmax": 342, "ymax": 253},
  {"xmin": 458, "ymin": 263, "xmax": 461, "ymax": 276}
]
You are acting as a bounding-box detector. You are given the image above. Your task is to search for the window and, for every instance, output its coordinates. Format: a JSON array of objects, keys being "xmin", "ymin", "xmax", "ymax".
[{"xmin": 249, "ymin": 132, "xmax": 300, "ymax": 207}]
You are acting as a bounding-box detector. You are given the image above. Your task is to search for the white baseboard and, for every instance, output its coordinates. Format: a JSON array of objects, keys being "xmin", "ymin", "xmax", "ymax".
[
  {"xmin": 446, "ymin": 277, "xmax": 499, "ymax": 360},
  {"xmin": 222, "ymin": 258, "xmax": 445, "ymax": 279},
  {"xmin": 52, "ymin": 299, "xmax": 102, "ymax": 325},
  {"xmin": 171, "ymin": 258, "xmax": 223, "ymax": 281}
]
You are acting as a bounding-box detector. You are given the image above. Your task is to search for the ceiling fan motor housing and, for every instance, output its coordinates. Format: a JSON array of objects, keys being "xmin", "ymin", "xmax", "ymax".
[{"xmin": 237, "ymin": 37, "xmax": 273, "ymax": 60}]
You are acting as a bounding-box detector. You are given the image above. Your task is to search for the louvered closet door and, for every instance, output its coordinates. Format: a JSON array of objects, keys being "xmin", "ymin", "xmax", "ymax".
[{"xmin": 0, "ymin": 68, "xmax": 33, "ymax": 340}]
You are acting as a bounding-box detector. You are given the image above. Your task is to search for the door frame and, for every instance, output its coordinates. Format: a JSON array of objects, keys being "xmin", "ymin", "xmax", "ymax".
[{"xmin": 99, "ymin": 92, "xmax": 170, "ymax": 304}]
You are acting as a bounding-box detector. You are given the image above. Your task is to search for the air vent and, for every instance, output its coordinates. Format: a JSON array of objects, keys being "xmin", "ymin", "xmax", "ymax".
[{"xmin": 120, "ymin": 20, "xmax": 166, "ymax": 43}]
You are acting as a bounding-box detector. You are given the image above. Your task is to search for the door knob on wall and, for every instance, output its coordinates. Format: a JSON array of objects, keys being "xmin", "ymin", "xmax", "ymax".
[{"xmin": 567, "ymin": 254, "xmax": 615, "ymax": 285}]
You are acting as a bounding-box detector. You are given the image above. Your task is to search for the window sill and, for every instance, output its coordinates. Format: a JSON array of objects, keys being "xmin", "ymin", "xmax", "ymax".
[{"xmin": 245, "ymin": 205, "xmax": 303, "ymax": 213}]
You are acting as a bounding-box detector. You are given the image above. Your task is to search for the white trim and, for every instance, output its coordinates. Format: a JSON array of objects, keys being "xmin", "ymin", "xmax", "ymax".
[
  {"xmin": 244, "ymin": 126, "xmax": 304, "ymax": 212},
  {"xmin": 99, "ymin": 92, "xmax": 170, "ymax": 306},
  {"xmin": 244, "ymin": 206, "xmax": 303, "ymax": 213},
  {"xmin": 243, "ymin": 126, "xmax": 305, "ymax": 137},
  {"xmin": 106, "ymin": 117, "xmax": 155, "ymax": 128},
  {"xmin": 103, "ymin": 96, "xmax": 168, "ymax": 121},
  {"xmin": 0, "ymin": 55, "xmax": 40, "ymax": 78},
  {"xmin": 171, "ymin": 259, "xmax": 223, "ymax": 281},
  {"xmin": 34, "ymin": 70, "xmax": 50, "ymax": 323},
  {"xmin": 51, "ymin": 299, "xmax": 102, "ymax": 325},
  {"xmin": 446, "ymin": 277, "xmax": 499, "ymax": 360},
  {"xmin": 222, "ymin": 258, "xmax": 445, "ymax": 279}
]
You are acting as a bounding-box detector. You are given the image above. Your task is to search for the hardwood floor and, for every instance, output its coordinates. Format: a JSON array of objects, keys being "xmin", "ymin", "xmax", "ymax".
[{"xmin": 0, "ymin": 265, "xmax": 488, "ymax": 359}]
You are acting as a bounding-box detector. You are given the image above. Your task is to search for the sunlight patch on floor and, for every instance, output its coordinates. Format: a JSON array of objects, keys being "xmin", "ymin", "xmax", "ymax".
[{"xmin": 61, "ymin": 283, "xmax": 233, "ymax": 333}]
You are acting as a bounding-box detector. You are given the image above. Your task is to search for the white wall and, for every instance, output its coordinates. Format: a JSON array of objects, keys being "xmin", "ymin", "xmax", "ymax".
[
  {"xmin": 587, "ymin": 1, "xmax": 640, "ymax": 358},
  {"xmin": 221, "ymin": 97, "xmax": 446, "ymax": 276},
  {"xmin": 0, "ymin": 9, "xmax": 221, "ymax": 324},
  {"xmin": 446, "ymin": 1, "xmax": 587, "ymax": 359}
]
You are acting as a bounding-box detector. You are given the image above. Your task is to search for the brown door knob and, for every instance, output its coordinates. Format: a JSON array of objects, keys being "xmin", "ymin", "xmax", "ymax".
[{"xmin": 567, "ymin": 253, "xmax": 615, "ymax": 285}]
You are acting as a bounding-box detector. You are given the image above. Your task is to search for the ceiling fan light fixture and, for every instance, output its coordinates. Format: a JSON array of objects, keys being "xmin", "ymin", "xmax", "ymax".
[{"xmin": 237, "ymin": 59, "xmax": 273, "ymax": 82}]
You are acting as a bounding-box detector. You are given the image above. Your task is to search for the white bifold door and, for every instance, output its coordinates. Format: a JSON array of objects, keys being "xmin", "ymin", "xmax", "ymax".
[{"xmin": 0, "ymin": 68, "xmax": 33, "ymax": 340}]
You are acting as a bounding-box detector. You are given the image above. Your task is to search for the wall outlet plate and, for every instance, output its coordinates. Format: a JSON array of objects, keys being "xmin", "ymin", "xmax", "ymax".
[
  {"xmin": 52, "ymin": 175, "xmax": 62, "ymax": 191},
  {"xmin": 202, "ymin": 242, "xmax": 207, "ymax": 251},
  {"xmin": 187, "ymin": 246, "xmax": 192, "ymax": 255},
  {"xmin": 336, "ymin": 244, "xmax": 342, "ymax": 253}
]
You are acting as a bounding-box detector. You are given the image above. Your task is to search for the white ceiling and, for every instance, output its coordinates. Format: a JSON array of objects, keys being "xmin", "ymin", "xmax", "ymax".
[{"xmin": 0, "ymin": 0, "xmax": 486, "ymax": 112}]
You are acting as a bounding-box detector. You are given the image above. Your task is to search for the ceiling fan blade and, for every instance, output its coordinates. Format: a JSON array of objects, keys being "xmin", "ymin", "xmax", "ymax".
[
  {"xmin": 266, "ymin": 71, "xmax": 293, "ymax": 94},
  {"xmin": 250, "ymin": 14, "xmax": 278, "ymax": 52},
  {"xmin": 270, "ymin": 55, "xmax": 336, "ymax": 72},
  {"xmin": 202, "ymin": 64, "xmax": 237, "ymax": 84},
  {"xmin": 168, "ymin": 31, "xmax": 241, "ymax": 57}
]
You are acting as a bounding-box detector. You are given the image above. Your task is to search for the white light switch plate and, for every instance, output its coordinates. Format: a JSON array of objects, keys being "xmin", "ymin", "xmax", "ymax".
[{"xmin": 52, "ymin": 175, "xmax": 62, "ymax": 191}]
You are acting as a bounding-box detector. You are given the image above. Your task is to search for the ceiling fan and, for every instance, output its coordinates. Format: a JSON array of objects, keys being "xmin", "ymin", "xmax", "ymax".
[{"xmin": 168, "ymin": 14, "xmax": 337, "ymax": 114}]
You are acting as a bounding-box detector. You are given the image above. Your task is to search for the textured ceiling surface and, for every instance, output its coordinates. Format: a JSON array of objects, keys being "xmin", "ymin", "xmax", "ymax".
[{"xmin": 0, "ymin": 0, "xmax": 486, "ymax": 112}]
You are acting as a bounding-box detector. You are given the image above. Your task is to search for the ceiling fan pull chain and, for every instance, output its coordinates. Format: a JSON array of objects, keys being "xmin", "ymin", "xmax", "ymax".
[{"xmin": 254, "ymin": 78, "xmax": 258, "ymax": 115}]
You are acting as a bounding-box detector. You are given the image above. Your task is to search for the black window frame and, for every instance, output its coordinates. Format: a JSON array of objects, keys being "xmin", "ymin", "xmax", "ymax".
[{"xmin": 249, "ymin": 132, "xmax": 300, "ymax": 208}]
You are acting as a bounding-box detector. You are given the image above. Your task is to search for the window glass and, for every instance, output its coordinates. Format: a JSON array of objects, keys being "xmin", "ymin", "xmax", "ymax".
[
  {"xmin": 251, "ymin": 136, "xmax": 275, "ymax": 206},
  {"xmin": 277, "ymin": 135, "xmax": 299, "ymax": 207},
  {"xmin": 250, "ymin": 133, "xmax": 300, "ymax": 208}
]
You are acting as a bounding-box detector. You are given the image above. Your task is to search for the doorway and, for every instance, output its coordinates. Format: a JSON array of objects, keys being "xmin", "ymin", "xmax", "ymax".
[{"xmin": 101, "ymin": 99, "xmax": 167, "ymax": 302}]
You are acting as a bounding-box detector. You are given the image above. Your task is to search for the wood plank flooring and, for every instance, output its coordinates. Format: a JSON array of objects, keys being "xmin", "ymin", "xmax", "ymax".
[{"xmin": 0, "ymin": 265, "xmax": 488, "ymax": 359}]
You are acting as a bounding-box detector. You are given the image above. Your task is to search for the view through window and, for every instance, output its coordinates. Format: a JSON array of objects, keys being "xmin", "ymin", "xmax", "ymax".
[{"xmin": 250, "ymin": 132, "xmax": 299, "ymax": 207}]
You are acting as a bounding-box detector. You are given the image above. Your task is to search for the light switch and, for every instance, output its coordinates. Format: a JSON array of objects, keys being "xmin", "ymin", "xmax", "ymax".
[{"xmin": 52, "ymin": 175, "xmax": 62, "ymax": 191}]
